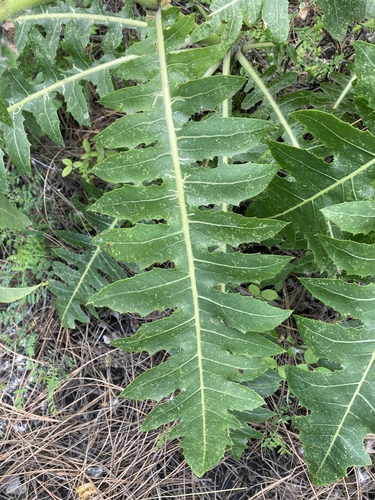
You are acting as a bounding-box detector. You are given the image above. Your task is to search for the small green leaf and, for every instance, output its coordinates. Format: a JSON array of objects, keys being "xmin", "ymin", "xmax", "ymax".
[
  {"xmin": 62, "ymin": 164, "xmax": 73, "ymax": 177},
  {"xmin": 261, "ymin": 289, "xmax": 278, "ymax": 301},
  {"xmin": 0, "ymin": 98, "xmax": 12, "ymax": 127},
  {"xmin": 287, "ymin": 346, "xmax": 297, "ymax": 357},
  {"xmin": 82, "ymin": 138, "xmax": 91, "ymax": 153},
  {"xmin": 304, "ymin": 348, "xmax": 319, "ymax": 365},
  {"xmin": 248, "ymin": 284, "xmax": 260, "ymax": 296}
]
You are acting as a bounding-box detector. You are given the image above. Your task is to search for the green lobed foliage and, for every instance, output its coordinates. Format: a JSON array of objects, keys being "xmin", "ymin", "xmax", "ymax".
[
  {"xmin": 87, "ymin": 9, "xmax": 292, "ymax": 475},
  {"xmin": 1, "ymin": 0, "xmax": 375, "ymax": 486}
]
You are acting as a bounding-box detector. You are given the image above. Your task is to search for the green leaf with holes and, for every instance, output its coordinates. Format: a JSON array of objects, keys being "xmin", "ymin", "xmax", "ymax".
[
  {"xmin": 249, "ymin": 110, "xmax": 375, "ymax": 270},
  {"xmin": 286, "ymin": 279, "xmax": 375, "ymax": 485},
  {"xmin": 87, "ymin": 9, "xmax": 292, "ymax": 477}
]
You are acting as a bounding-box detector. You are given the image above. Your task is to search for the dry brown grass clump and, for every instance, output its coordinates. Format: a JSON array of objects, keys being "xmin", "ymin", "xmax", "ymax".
[{"xmin": 1, "ymin": 302, "xmax": 374, "ymax": 499}]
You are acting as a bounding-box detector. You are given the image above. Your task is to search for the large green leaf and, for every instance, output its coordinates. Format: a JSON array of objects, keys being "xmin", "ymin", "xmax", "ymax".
[
  {"xmin": 286, "ymin": 279, "xmax": 375, "ymax": 485},
  {"xmin": 88, "ymin": 9, "xmax": 292, "ymax": 476},
  {"xmin": 249, "ymin": 110, "xmax": 375, "ymax": 269},
  {"xmin": 262, "ymin": 0, "xmax": 289, "ymax": 44}
]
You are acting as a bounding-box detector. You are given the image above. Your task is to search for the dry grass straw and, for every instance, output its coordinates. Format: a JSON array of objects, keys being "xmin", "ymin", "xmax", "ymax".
[{"xmin": 1, "ymin": 302, "xmax": 374, "ymax": 499}]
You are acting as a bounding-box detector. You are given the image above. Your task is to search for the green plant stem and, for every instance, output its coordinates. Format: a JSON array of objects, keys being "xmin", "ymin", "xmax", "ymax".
[
  {"xmin": 242, "ymin": 42, "xmax": 275, "ymax": 52},
  {"xmin": 7, "ymin": 55, "xmax": 139, "ymax": 114},
  {"xmin": 194, "ymin": 2, "xmax": 209, "ymax": 20},
  {"xmin": 13, "ymin": 12, "xmax": 147, "ymax": 28},
  {"xmin": 236, "ymin": 48, "xmax": 300, "ymax": 149},
  {"xmin": 203, "ymin": 60, "xmax": 222, "ymax": 77},
  {"xmin": 333, "ymin": 74, "xmax": 356, "ymax": 109}
]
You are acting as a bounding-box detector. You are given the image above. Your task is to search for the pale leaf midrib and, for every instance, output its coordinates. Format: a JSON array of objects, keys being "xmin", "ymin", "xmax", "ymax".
[
  {"xmin": 13, "ymin": 12, "xmax": 147, "ymax": 28},
  {"xmin": 60, "ymin": 218, "xmax": 118, "ymax": 326},
  {"xmin": 208, "ymin": 0, "xmax": 238, "ymax": 17},
  {"xmin": 7, "ymin": 55, "xmax": 140, "ymax": 114},
  {"xmin": 272, "ymin": 156, "xmax": 375, "ymax": 219},
  {"xmin": 155, "ymin": 10, "xmax": 207, "ymax": 464}
]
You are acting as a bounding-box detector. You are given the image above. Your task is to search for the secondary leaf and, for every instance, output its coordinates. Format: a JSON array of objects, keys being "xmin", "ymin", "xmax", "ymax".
[
  {"xmin": 88, "ymin": 9, "xmax": 292, "ymax": 476},
  {"xmin": 49, "ymin": 230, "xmax": 127, "ymax": 329},
  {"xmin": 1, "ymin": 111, "xmax": 31, "ymax": 174},
  {"xmin": 249, "ymin": 110, "xmax": 375, "ymax": 269},
  {"xmin": 286, "ymin": 278, "xmax": 375, "ymax": 484},
  {"xmin": 0, "ymin": 192, "xmax": 31, "ymax": 230},
  {"xmin": 0, "ymin": 1, "xmax": 143, "ymax": 173}
]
